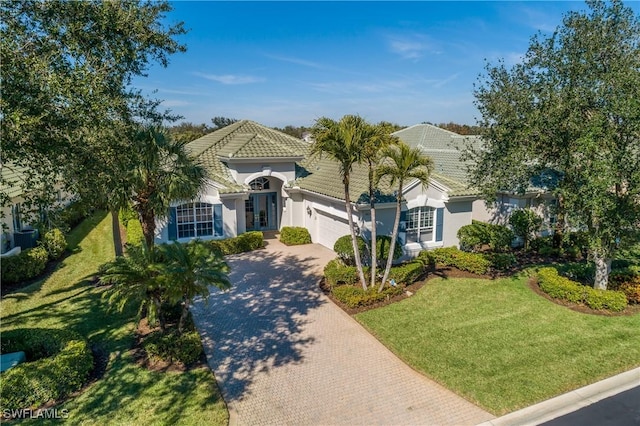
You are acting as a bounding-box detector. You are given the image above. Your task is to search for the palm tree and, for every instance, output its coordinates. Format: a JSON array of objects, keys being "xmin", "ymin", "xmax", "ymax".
[
  {"xmin": 158, "ymin": 241, "xmax": 231, "ymax": 333},
  {"xmin": 102, "ymin": 243, "xmax": 168, "ymax": 330},
  {"xmin": 130, "ymin": 125, "xmax": 208, "ymax": 249},
  {"xmin": 376, "ymin": 142, "xmax": 433, "ymax": 291},
  {"xmin": 363, "ymin": 123, "xmax": 398, "ymax": 287},
  {"xmin": 311, "ymin": 115, "xmax": 369, "ymax": 290}
]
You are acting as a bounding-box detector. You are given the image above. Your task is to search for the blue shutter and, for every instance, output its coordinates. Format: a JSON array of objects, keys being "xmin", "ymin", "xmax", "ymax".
[
  {"xmin": 168, "ymin": 207, "xmax": 177, "ymax": 241},
  {"xmin": 214, "ymin": 204, "xmax": 223, "ymax": 236},
  {"xmin": 400, "ymin": 209, "xmax": 407, "ymax": 223},
  {"xmin": 435, "ymin": 207, "xmax": 444, "ymax": 242}
]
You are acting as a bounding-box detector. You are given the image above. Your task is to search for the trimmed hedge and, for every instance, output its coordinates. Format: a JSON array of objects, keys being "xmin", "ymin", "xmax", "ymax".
[
  {"xmin": 457, "ymin": 220, "xmax": 514, "ymax": 253},
  {"xmin": 324, "ymin": 259, "xmax": 369, "ymax": 287},
  {"xmin": 0, "ymin": 328, "xmax": 93, "ymax": 410},
  {"xmin": 143, "ymin": 330, "xmax": 203, "ymax": 365},
  {"xmin": 41, "ymin": 228, "xmax": 67, "ymax": 260},
  {"xmin": 207, "ymin": 231, "xmax": 264, "ymax": 255},
  {"xmin": 332, "ymin": 284, "xmax": 404, "ymax": 308},
  {"xmin": 375, "ymin": 235, "xmax": 403, "ymax": 264},
  {"xmin": 1, "ymin": 246, "xmax": 49, "ymax": 284},
  {"xmin": 333, "ymin": 235, "xmax": 367, "ymax": 266},
  {"xmin": 388, "ymin": 261, "xmax": 424, "ymax": 285},
  {"xmin": 537, "ymin": 267, "xmax": 627, "ymax": 312},
  {"xmin": 279, "ymin": 227, "xmax": 312, "ymax": 245},
  {"xmin": 485, "ymin": 252, "xmax": 517, "ymax": 271},
  {"xmin": 430, "ymin": 247, "xmax": 491, "ymax": 275}
]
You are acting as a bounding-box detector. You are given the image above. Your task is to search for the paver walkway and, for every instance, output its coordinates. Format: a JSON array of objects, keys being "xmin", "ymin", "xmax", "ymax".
[{"xmin": 191, "ymin": 238, "xmax": 494, "ymax": 425}]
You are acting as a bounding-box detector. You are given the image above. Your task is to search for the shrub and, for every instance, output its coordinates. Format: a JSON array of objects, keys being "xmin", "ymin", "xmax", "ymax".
[
  {"xmin": 430, "ymin": 247, "xmax": 491, "ymax": 275},
  {"xmin": 609, "ymin": 266, "xmax": 640, "ymax": 304},
  {"xmin": 279, "ymin": 227, "xmax": 312, "ymax": 245},
  {"xmin": 207, "ymin": 231, "xmax": 264, "ymax": 255},
  {"xmin": 388, "ymin": 261, "xmax": 424, "ymax": 285},
  {"xmin": 530, "ymin": 236, "xmax": 554, "ymax": 253},
  {"xmin": 333, "ymin": 235, "xmax": 367, "ymax": 266},
  {"xmin": 375, "ymin": 235, "xmax": 403, "ymax": 265},
  {"xmin": 126, "ymin": 218, "xmax": 144, "ymax": 247},
  {"xmin": 562, "ymin": 231, "xmax": 590, "ymax": 260},
  {"xmin": 332, "ymin": 284, "xmax": 403, "ymax": 309},
  {"xmin": 486, "ymin": 252, "xmax": 517, "ymax": 271},
  {"xmin": 457, "ymin": 220, "xmax": 514, "ymax": 252},
  {"xmin": 0, "ymin": 328, "xmax": 93, "ymax": 410},
  {"xmin": 416, "ymin": 250, "xmax": 436, "ymax": 271},
  {"xmin": 41, "ymin": 228, "xmax": 67, "ymax": 260},
  {"xmin": 118, "ymin": 205, "xmax": 138, "ymax": 227},
  {"xmin": 1, "ymin": 246, "xmax": 49, "ymax": 284},
  {"xmin": 537, "ymin": 267, "xmax": 627, "ymax": 312},
  {"xmin": 508, "ymin": 208, "xmax": 542, "ymax": 250},
  {"xmin": 558, "ymin": 262, "xmax": 595, "ymax": 284},
  {"xmin": 324, "ymin": 259, "xmax": 369, "ymax": 287},
  {"xmin": 143, "ymin": 330, "xmax": 203, "ymax": 365}
]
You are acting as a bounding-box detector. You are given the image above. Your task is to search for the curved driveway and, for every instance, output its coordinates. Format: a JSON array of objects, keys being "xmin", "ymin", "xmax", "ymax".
[{"xmin": 191, "ymin": 238, "xmax": 494, "ymax": 425}]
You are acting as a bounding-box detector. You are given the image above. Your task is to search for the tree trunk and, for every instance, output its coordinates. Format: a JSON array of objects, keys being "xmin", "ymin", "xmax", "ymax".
[
  {"xmin": 110, "ymin": 207, "xmax": 124, "ymax": 257},
  {"xmin": 178, "ymin": 300, "xmax": 189, "ymax": 335},
  {"xmin": 380, "ymin": 184, "xmax": 402, "ymax": 292},
  {"xmin": 593, "ymin": 251, "xmax": 611, "ymax": 290},
  {"xmin": 552, "ymin": 195, "xmax": 565, "ymax": 249},
  {"xmin": 369, "ymin": 168, "xmax": 377, "ymax": 287},
  {"xmin": 139, "ymin": 207, "xmax": 156, "ymax": 249},
  {"xmin": 344, "ymin": 181, "xmax": 367, "ymax": 290}
]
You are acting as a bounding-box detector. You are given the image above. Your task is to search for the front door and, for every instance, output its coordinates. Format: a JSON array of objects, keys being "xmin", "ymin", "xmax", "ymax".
[{"xmin": 246, "ymin": 192, "xmax": 278, "ymax": 231}]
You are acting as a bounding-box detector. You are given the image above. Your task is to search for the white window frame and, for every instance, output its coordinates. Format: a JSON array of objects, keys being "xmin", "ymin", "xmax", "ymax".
[
  {"xmin": 406, "ymin": 206, "xmax": 435, "ymax": 243},
  {"xmin": 176, "ymin": 202, "xmax": 215, "ymax": 239}
]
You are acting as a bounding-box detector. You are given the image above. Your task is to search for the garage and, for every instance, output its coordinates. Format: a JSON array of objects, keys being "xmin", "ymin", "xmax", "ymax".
[{"xmin": 315, "ymin": 209, "xmax": 350, "ymax": 250}]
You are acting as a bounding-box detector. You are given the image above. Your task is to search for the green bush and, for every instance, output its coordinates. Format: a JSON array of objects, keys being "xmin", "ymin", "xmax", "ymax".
[
  {"xmin": 324, "ymin": 259, "xmax": 370, "ymax": 287},
  {"xmin": 143, "ymin": 330, "xmax": 203, "ymax": 365},
  {"xmin": 0, "ymin": 328, "xmax": 93, "ymax": 410},
  {"xmin": 126, "ymin": 218, "xmax": 144, "ymax": 247},
  {"xmin": 416, "ymin": 250, "xmax": 436, "ymax": 271},
  {"xmin": 457, "ymin": 220, "xmax": 514, "ymax": 253},
  {"xmin": 530, "ymin": 236, "xmax": 554, "ymax": 253},
  {"xmin": 537, "ymin": 267, "xmax": 627, "ymax": 312},
  {"xmin": 486, "ymin": 252, "xmax": 517, "ymax": 271},
  {"xmin": 375, "ymin": 236, "xmax": 403, "ymax": 264},
  {"xmin": 332, "ymin": 284, "xmax": 403, "ymax": 308},
  {"xmin": 1, "ymin": 246, "xmax": 49, "ymax": 284},
  {"xmin": 333, "ymin": 235, "xmax": 367, "ymax": 266},
  {"xmin": 431, "ymin": 247, "xmax": 491, "ymax": 275},
  {"xmin": 279, "ymin": 227, "xmax": 312, "ymax": 245},
  {"xmin": 609, "ymin": 266, "xmax": 640, "ymax": 304},
  {"xmin": 41, "ymin": 228, "xmax": 67, "ymax": 260},
  {"xmin": 508, "ymin": 208, "xmax": 542, "ymax": 250},
  {"xmin": 558, "ymin": 262, "xmax": 595, "ymax": 283},
  {"xmin": 118, "ymin": 205, "xmax": 138, "ymax": 227},
  {"xmin": 207, "ymin": 231, "xmax": 264, "ymax": 255},
  {"xmin": 388, "ymin": 261, "xmax": 424, "ymax": 285}
]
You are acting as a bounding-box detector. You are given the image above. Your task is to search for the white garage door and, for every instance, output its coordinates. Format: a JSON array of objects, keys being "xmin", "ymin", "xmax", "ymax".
[{"xmin": 315, "ymin": 210, "xmax": 350, "ymax": 250}]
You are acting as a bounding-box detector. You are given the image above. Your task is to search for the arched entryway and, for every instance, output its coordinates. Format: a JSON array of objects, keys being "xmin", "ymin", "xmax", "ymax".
[{"xmin": 245, "ymin": 177, "xmax": 279, "ymax": 231}]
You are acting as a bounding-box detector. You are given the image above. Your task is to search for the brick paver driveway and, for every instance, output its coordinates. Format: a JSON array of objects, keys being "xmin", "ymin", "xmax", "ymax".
[{"xmin": 191, "ymin": 238, "xmax": 494, "ymax": 426}]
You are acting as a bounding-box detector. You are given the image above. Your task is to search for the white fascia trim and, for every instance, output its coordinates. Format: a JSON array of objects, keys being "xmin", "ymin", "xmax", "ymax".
[
  {"xmin": 405, "ymin": 194, "xmax": 446, "ymax": 210},
  {"xmin": 243, "ymin": 170, "xmax": 290, "ymax": 187},
  {"xmin": 403, "ymin": 177, "xmax": 451, "ymax": 200},
  {"xmin": 169, "ymin": 194, "xmax": 223, "ymax": 207}
]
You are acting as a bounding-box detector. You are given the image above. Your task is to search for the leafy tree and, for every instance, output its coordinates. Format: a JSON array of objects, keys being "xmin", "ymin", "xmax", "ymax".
[
  {"xmin": 467, "ymin": 0, "xmax": 640, "ymax": 289},
  {"xmin": 157, "ymin": 241, "xmax": 231, "ymax": 333},
  {"xmin": 168, "ymin": 122, "xmax": 213, "ymax": 143},
  {"xmin": 509, "ymin": 209, "xmax": 543, "ymax": 251},
  {"xmin": 376, "ymin": 142, "xmax": 433, "ymax": 291},
  {"xmin": 130, "ymin": 126, "xmax": 208, "ymax": 248},
  {"xmin": 363, "ymin": 122, "xmax": 398, "ymax": 286},
  {"xmin": 437, "ymin": 122, "xmax": 483, "ymax": 135},
  {"xmin": 311, "ymin": 115, "xmax": 370, "ymax": 289},
  {"xmin": 272, "ymin": 125, "xmax": 311, "ymax": 139},
  {"xmin": 211, "ymin": 116, "xmax": 238, "ymax": 130},
  {"xmin": 1, "ymin": 0, "xmax": 187, "ymax": 243}
]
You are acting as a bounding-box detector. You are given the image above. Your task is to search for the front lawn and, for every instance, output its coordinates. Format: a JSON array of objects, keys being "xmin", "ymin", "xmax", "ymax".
[
  {"xmin": 355, "ymin": 274, "xmax": 640, "ymax": 415},
  {"xmin": 1, "ymin": 212, "xmax": 227, "ymax": 425}
]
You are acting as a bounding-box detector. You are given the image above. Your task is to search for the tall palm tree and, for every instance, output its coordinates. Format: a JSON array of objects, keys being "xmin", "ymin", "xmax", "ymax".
[
  {"xmin": 362, "ymin": 122, "xmax": 398, "ymax": 286},
  {"xmin": 311, "ymin": 115, "xmax": 369, "ymax": 290},
  {"xmin": 130, "ymin": 125, "xmax": 208, "ymax": 249},
  {"xmin": 376, "ymin": 142, "xmax": 433, "ymax": 291},
  {"xmin": 158, "ymin": 241, "xmax": 231, "ymax": 333}
]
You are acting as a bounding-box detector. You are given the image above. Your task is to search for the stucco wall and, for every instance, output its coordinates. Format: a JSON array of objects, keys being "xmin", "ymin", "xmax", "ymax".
[{"xmin": 443, "ymin": 200, "xmax": 474, "ymax": 247}]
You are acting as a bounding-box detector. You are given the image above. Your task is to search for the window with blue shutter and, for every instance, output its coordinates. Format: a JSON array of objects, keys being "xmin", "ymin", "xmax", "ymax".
[
  {"xmin": 435, "ymin": 207, "xmax": 444, "ymax": 242},
  {"xmin": 170, "ymin": 202, "xmax": 223, "ymax": 239},
  {"xmin": 214, "ymin": 204, "xmax": 223, "ymax": 236},
  {"xmin": 168, "ymin": 207, "xmax": 178, "ymax": 241}
]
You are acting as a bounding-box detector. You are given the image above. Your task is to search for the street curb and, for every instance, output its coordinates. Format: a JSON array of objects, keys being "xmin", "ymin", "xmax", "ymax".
[{"xmin": 476, "ymin": 367, "xmax": 640, "ymax": 426}]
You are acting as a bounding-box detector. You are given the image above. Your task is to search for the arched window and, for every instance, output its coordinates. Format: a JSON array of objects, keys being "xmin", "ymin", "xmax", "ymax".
[
  {"xmin": 176, "ymin": 202, "xmax": 222, "ymax": 238},
  {"xmin": 249, "ymin": 177, "xmax": 270, "ymax": 190}
]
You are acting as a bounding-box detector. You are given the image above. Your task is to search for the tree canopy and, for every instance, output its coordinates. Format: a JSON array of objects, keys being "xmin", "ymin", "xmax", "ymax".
[{"xmin": 467, "ymin": 0, "xmax": 640, "ymax": 288}]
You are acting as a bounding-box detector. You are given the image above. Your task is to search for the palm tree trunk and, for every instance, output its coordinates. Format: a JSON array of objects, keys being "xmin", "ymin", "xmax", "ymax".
[
  {"xmin": 139, "ymin": 207, "xmax": 156, "ymax": 249},
  {"xmin": 380, "ymin": 183, "xmax": 403, "ymax": 291},
  {"xmin": 178, "ymin": 301, "xmax": 189, "ymax": 334},
  {"xmin": 110, "ymin": 207, "xmax": 124, "ymax": 257},
  {"xmin": 345, "ymin": 181, "xmax": 367, "ymax": 290},
  {"xmin": 369, "ymin": 166, "xmax": 377, "ymax": 287}
]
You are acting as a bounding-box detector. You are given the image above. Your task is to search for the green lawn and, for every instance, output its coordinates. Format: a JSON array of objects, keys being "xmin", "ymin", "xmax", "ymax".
[
  {"xmin": 355, "ymin": 274, "xmax": 640, "ymax": 416},
  {"xmin": 1, "ymin": 212, "xmax": 227, "ymax": 425}
]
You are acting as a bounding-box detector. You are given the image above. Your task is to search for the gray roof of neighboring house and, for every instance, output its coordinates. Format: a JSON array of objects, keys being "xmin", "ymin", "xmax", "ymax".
[{"xmin": 0, "ymin": 164, "xmax": 28, "ymax": 199}]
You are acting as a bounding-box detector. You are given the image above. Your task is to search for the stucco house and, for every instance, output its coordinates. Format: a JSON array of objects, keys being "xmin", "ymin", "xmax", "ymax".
[
  {"xmin": 1, "ymin": 164, "xmax": 37, "ymax": 255},
  {"xmin": 157, "ymin": 120, "xmax": 547, "ymax": 256}
]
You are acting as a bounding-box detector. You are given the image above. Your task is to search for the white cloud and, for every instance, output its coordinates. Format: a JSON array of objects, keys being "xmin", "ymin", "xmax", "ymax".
[
  {"xmin": 193, "ymin": 72, "xmax": 265, "ymax": 85},
  {"xmin": 263, "ymin": 54, "xmax": 324, "ymax": 69},
  {"xmin": 161, "ymin": 100, "xmax": 190, "ymax": 107},
  {"xmin": 386, "ymin": 33, "xmax": 439, "ymax": 60}
]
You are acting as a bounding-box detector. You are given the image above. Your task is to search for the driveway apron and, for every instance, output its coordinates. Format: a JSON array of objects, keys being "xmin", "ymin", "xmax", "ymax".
[{"xmin": 191, "ymin": 238, "xmax": 494, "ymax": 426}]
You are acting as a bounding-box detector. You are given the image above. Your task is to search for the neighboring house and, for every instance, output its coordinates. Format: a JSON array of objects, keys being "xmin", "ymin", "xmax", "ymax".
[
  {"xmin": 1, "ymin": 164, "xmax": 35, "ymax": 255},
  {"xmin": 156, "ymin": 120, "xmax": 547, "ymax": 256}
]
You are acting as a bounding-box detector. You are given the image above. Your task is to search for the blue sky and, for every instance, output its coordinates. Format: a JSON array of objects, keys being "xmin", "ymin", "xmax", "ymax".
[{"xmin": 135, "ymin": 1, "xmax": 640, "ymax": 128}]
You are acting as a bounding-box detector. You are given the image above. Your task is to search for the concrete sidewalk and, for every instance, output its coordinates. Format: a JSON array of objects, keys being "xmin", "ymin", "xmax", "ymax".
[{"xmin": 477, "ymin": 367, "xmax": 640, "ymax": 426}]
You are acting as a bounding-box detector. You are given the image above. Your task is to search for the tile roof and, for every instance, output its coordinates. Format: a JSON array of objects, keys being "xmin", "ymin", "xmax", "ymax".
[
  {"xmin": 186, "ymin": 120, "xmax": 310, "ymax": 193},
  {"xmin": 0, "ymin": 164, "xmax": 28, "ymax": 199}
]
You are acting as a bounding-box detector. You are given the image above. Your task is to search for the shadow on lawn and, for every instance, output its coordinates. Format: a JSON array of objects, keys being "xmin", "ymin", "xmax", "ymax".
[{"xmin": 191, "ymin": 246, "xmax": 327, "ymax": 403}]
